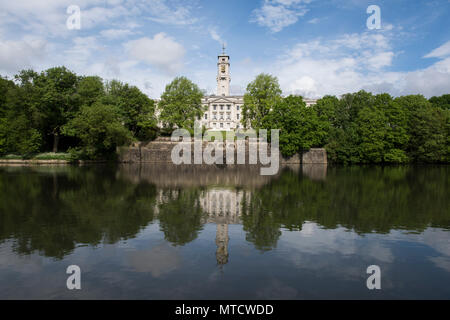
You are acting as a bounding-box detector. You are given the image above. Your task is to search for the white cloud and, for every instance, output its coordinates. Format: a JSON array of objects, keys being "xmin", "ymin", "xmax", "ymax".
[
  {"xmin": 125, "ymin": 33, "xmax": 186, "ymax": 75},
  {"xmin": 365, "ymin": 51, "xmax": 394, "ymax": 70},
  {"xmin": 143, "ymin": 0, "xmax": 197, "ymax": 26},
  {"xmin": 271, "ymin": 33, "xmax": 450, "ymax": 98},
  {"xmin": 127, "ymin": 244, "xmax": 181, "ymax": 277},
  {"xmin": 209, "ymin": 28, "xmax": 222, "ymax": 44},
  {"xmin": 0, "ymin": 36, "xmax": 47, "ymax": 73},
  {"xmin": 424, "ymin": 40, "xmax": 450, "ymax": 59},
  {"xmin": 64, "ymin": 36, "xmax": 103, "ymax": 67},
  {"xmin": 100, "ymin": 28, "xmax": 136, "ymax": 40},
  {"xmin": 395, "ymin": 58, "xmax": 450, "ymax": 97},
  {"xmin": 251, "ymin": 0, "xmax": 311, "ymax": 33},
  {"xmin": 81, "ymin": 5, "xmax": 132, "ymax": 29},
  {"xmin": 0, "ymin": 0, "xmax": 135, "ymax": 37}
]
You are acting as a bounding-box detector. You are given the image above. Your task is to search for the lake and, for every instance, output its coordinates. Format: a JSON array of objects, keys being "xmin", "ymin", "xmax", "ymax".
[{"xmin": 0, "ymin": 164, "xmax": 449, "ymax": 299}]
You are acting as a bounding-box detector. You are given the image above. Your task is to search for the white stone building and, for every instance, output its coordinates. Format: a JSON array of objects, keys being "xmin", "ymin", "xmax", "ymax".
[
  {"xmin": 197, "ymin": 49, "xmax": 244, "ymax": 131},
  {"xmin": 156, "ymin": 48, "xmax": 317, "ymax": 132},
  {"xmin": 197, "ymin": 48, "xmax": 317, "ymax": 131}
]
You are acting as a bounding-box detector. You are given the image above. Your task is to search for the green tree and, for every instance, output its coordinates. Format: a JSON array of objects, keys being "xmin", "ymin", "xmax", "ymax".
[
  {"xmin": 408, "ymin": 105, "xmax": 447, "ymax": 162},
  {"xmin": 76, "ymin": 76, "xmax": 104, "ymax": 106},
  {"xmin": 158, "ymin": 76, "xmax": 204, "ymax": 132},
  {"xmin": 378, "ymin": 95, "xmax": 409, "ymax": 163},
  {"xmin": 242, "ymin": 73, "xmax": 282, "ymax": 129},
  {"xmin": 0, "ymin": 72, "xmax": 42, "ymax": 155},
  {"xmin": 262, "ymin": 95, "xmax": 325, "ymax": 157},
  {"xmin": 394, "ymin": 95, "xmax": 445, "ymax": 162},
  {"xmin": 62, "ymin": 103, "xmax": 133, "ymax": 159},
  {"xmin": 33, "ymin": 67, "xmax": 80, "ymax": 152},
  {"xmin": 313, "ymin": 95, "xmax": 339, "ymax": 146},
  {"xmin": 0, "ymin": 77, "xmax": 15, "ymax": 154},
  {"xmin": 102, "ymin": 80, "xmax": 157, "ymax": 141},
  {"xmin": 356, "ymin": 105, "xmax": 387, "ymax": 163},
  {"xmin": 429, "ymin": 94, "xmax": 450, "ymax": 110},
  {"xmin": 324, "ymin": 91, "xmax": 376, "ymax": 163}
]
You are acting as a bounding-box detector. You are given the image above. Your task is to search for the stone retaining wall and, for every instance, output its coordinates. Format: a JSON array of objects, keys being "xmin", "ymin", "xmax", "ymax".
[{"xmin": 117, "ymin": 139, "xmax": 327, "ymax": 165}]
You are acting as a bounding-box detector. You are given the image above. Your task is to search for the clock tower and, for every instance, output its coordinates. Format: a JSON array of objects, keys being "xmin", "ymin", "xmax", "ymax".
[{"xmin": 217, "ymin": 44, "xmax": 230, "ymax": 96}]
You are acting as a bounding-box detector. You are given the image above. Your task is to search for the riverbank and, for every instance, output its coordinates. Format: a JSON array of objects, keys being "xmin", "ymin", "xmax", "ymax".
[
  {"xmin": 0, "ymin": 152, "xmax": 109, "ymax": 165},
  {"xmin": 117, "ymin": 138, "xmax": 328, "ymax": 165}
]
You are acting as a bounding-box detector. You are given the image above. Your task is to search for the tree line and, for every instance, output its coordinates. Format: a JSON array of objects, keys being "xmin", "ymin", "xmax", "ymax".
[
  {"xmin": 1, "ymin": 67, "xmax": 449, "ymax": 163},
  {"xmin": 0, "ymin": 67, "xmax": 157, "ymax": 159},
  {"xmin": 243, "ymin": 74, "xmax": 449, "ymax": 163}
]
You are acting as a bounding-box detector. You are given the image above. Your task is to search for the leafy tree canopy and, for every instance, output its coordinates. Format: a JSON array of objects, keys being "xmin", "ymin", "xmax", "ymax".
[
  {"xmin": 158, "ymin": 76, "xmax": 204, "ymax": 132},
  {"xmin": 242, "ymin": 73, "xmax": 282, "ymax": 129}
]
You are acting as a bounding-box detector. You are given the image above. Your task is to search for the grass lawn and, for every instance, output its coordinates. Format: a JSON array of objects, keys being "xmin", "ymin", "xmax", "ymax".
[{"xmin": 203, "ymin": 130, "xmax": 235, "ymax": 141}]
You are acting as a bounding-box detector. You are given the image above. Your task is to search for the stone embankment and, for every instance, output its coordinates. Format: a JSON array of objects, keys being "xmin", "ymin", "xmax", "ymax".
[{"xmin": 118, "ymin": 137, "xmax": 327, "ymax": 165}]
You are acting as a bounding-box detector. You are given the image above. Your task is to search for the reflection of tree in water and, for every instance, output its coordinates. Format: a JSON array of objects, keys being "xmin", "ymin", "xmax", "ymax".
[
  {"xmin": 0, "ymin": 166, "xmax": 158, "ymax": 259},
  {"xmin": 216, "ymin": 224, "xmax": 229, "ymax": 265},
  {"xmin": 156, "ymin": 189, "xmax": 205, "ymax": 246},
  {"xmin": 241, "ymin": 189, "xmax": 281, "ymax": 251},
  {"xmin": 1, "ymin": 165, "xmax": 449, "ymax": 259},
  {"xmin": 241, "ymin": 165, "xmax": 450, "ymax": 252}
]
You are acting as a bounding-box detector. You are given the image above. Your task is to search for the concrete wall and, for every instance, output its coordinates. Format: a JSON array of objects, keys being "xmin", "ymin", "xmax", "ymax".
[{"xmin": 117, "ymin": 138, "xmax": 327, "ymax": 165}]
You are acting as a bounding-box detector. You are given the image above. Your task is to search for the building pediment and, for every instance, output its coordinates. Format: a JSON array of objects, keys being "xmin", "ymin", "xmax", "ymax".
[{"xmin": 203, "ymin": 96, "xmax": 243, "ymax": 104}]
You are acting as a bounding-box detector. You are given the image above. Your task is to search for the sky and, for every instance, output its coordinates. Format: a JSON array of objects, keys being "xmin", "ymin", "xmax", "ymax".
[{"xmin": 0, "ymin": 0, "xmax": 449, "ymax": 99}]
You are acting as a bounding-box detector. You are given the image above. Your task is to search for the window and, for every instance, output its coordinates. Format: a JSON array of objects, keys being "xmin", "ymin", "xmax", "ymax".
[
  {"xmin": 237, "ymin": 114, "xmax": 240, "ymax": 120},
  {"xmin": 220, "ymin": 123, "xmax": 223, "ymax": 128},
  {"xmin": 237, "ymin": 105, "xmax": 240, "ymax": 110},
  {"xmin": 213, "ymin": 105, "xmax": 217, "ymax": 110},
  {"xmin": 227, "ymin": 105, "xmax": 231, "ymax": 110},
  {"xmin": 204, "ymin": 114, "xmax": 207, "ymax": 120},
  {"xmin": 220, "ymin": 105, "xmax": 223, "ymax": 110}
]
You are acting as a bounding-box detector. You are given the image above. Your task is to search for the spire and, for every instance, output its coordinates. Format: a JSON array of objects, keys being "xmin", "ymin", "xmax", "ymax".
[{"xmin": 222, "ymin": 43, "xmax": 226, "ymax": 55}]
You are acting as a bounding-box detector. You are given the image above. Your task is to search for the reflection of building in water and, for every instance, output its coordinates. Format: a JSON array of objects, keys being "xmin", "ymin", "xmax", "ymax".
[
  {"xmin": 215, "ymin": 224, "xmax": 229, "ymax": 265},
  {"xmin": 199, "ymin": 188, "xmax": 245, "ymax": 224},
  {"xmin": 154, "ymin": 188, "xmax": 250, "ymax": 266},
  {"xmin": 201, "ymin": 188, "xmax": 250, "ymax": 266}
]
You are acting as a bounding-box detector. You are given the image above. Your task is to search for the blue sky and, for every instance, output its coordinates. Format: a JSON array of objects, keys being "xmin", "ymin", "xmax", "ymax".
[{"xmin": 0, "ymin": 0, "xmax": 449, "ymax": 98}]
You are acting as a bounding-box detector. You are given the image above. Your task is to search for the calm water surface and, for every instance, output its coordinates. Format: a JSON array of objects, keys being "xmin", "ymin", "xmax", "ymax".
[{"xmin": 0, "ymin": 164, "xmax": 449, "ymax": 299}]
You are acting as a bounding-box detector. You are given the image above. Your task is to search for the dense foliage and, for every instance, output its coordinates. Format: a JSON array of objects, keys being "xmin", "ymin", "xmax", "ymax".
[
  {"xmin": 243, "ymin": 73, "xmax": 449, "ymax": 163},
  {"xmin": 261, "ymin": 95, "xmax": 326, "ymax": 157},
  {"xmin": 315, "ymin": 92, "xmax": 450, "ymax": 163},
  {"xmin": 1, "ymin": 67, "xmax": 448, "ymax": 163},
  {"xmin": 242, "ymin": 73, "xmax": 282, "ymax": 129},
  {"xmin": 158, "ymin": 76, "xmax": 204, "ymax": 133},
  {"xmin": 0, "ymin": 68, "xmax": 157, "ymax": 159}
]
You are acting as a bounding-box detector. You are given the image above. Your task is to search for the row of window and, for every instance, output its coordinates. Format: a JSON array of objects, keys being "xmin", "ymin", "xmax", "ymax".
[
  {"xmin": 210, "ymin": 122, "xmax": 240, "ymax": 129},
  {"xmin": 204, "ymin": 114, "xmax": 239, "ymax": 120},
  {"xmin": 209, "ymin": 105, "xmax": 241, "ymax": 111}
]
